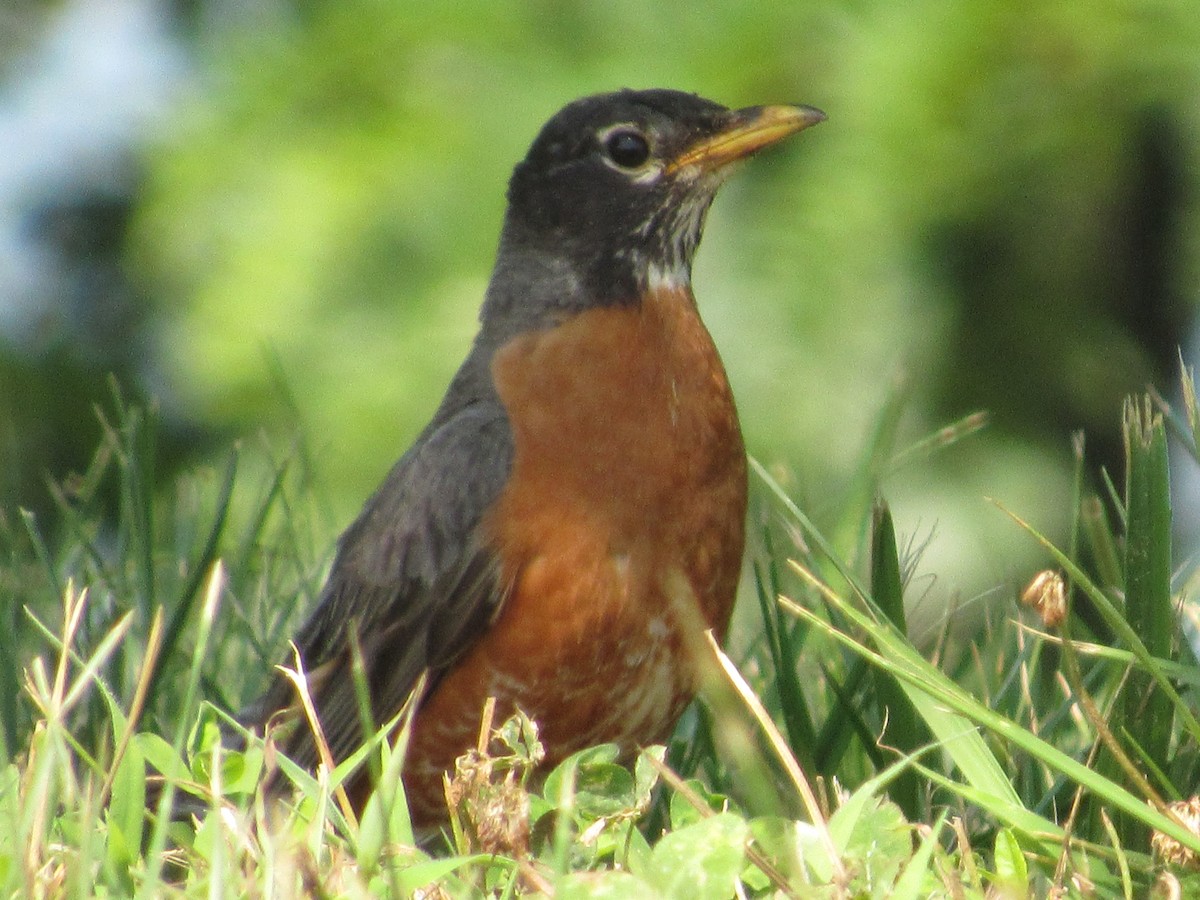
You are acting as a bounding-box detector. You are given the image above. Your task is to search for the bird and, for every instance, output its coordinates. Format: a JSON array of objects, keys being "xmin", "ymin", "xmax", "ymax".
[{"xmin": 245, "ymin": 88, "xmax": 825, "ymax": 829}]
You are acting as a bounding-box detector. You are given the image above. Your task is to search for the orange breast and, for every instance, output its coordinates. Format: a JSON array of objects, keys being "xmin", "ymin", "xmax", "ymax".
[{"xmin": 402, "ymin": 283, "xmax": 747, "ymax": 824}]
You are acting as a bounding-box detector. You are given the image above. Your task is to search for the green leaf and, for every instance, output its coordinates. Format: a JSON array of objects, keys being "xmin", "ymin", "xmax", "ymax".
[
  {"xmin": 829, "ymin": 794, "xmax": 910, "ymax": 893},
  {"xmin": 221, "ymin": 746, "xmax": 263, "ymax": 795},
  {"xmin": 991, "ymin": 827, "xmax": 1028, "ymax": 893},
  {"xmin": 891, "ymin": 812, "xmax": 947, "ymax": 900},
  {"xmin": 869, "ymin": 498, "xmax": 927, "ymax": 821},
  {"xmin": 135, "ymin": 732, "xmax": 192, "ymax": 785},
  {"xmin": 646, "ymin": 812, "xmax": 748, "ymax": 900},
  {"xmin": 870, "ymin": 500, "xmax": 906, "ymax": 632},
  {"xmin": 0, "ymin": 766, "xmax": 16, "ymax": 870},
  {"xmin": 754, "ymin": 460, "xmax": 1022, "ymax": 811},
  {"xmin": 669, "ymin": 780, "xmax": 729, "ymax": 830},
  {"xmin": 632, "ymin": 746, "xmax": 666, "ymax": 809},
  {"xmin": 556, "ymin": 871, "xmax": 661, "ymax": 899},
  {"xmin": 543, "ymin": 744, "xmax": 645, "ymax": 820},
  {"xmin": 572, "ymin": 764, "xmax": 637, "ymax": 819},
  {"xmin": 746, "ymin": 817, "xmax": 801, "ymax": 890},
  {"xmin": 103, "ymin": 822, "xmax": 137, "ymax": 896},
  {"xmin": 393, "ymin": 854, "xmax": 500, "ymax": 894},
  {"xmin": 357, "ymin": 790, "xmax": 386, "ymax": 875},
  {"xmin": 103, "ymin": 738, "xmax": 144, "ymax": 892},
  {"xmin": 612, "ymin": 820, "xmax": 654, "ymax": 877},
  {"xmin": 107, "ymin": 739, "xmax": 146, "ymax": 869},
  {"xmin": 1121, "ymin": 398, "xmax": 1175, "ymax": 801}
]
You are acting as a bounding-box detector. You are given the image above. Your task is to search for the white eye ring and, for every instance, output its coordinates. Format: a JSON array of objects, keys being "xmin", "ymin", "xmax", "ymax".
[
  {"xmin": 605, "ymin": 129, "xmax": 650, "ymax": 168},
  {"xmin": 597, "ymin": 124, "xmax": 662, "ymax": 182}
]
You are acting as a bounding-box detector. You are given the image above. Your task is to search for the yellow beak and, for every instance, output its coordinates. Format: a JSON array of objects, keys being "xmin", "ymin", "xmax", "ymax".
[{"xmin": 666, "ymin": 104, "xmax": 825, "ymax": 175}]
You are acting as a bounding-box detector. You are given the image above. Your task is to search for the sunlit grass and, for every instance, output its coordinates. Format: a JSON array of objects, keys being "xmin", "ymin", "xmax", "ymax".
[{"xmin": 5, "ymin": 368, "xmax": 1200, "ymax": 895}]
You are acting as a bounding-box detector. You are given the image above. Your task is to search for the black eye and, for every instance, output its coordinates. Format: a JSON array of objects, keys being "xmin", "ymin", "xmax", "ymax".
[{"xmin": 604, "ymin": 130, "xmax": 651, "ymax": 169}]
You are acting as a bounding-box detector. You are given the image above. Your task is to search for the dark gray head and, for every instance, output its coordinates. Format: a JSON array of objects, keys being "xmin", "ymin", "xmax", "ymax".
[{"xmin": 479, "ymin": 88, "xmax": 824, "ymax": 337}]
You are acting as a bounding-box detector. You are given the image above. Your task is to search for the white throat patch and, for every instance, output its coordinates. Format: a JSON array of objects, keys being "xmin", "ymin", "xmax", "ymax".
[{"xmin": 646, "ymin": 262, "xmax": 691, "ymax": 293}]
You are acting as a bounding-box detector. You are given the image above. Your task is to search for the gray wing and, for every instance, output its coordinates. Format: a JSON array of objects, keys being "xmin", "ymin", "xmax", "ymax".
[{"xmin": 251, "ymin": 399, "xmax": 514, "ymax": 770}]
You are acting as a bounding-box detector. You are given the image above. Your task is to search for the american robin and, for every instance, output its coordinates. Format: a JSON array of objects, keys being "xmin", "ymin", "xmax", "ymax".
[{"xmin": 247, "ymin": 88, "xmax": 824, "ymax": 827}]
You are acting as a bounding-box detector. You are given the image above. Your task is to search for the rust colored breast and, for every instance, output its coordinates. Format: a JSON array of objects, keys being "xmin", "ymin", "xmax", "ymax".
[{"xmin": 403, "ymin": 283, "xmax": 747, "ymax": 823}]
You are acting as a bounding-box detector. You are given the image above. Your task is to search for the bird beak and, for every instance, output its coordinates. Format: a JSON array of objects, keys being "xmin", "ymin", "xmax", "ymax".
[{"xmin": 666, "ymin": 104, "xmax": 825, "ymax": 175}]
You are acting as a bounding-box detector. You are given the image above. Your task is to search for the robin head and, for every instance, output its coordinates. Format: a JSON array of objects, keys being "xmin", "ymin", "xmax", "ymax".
[{"xmin": 481, "ymin": 89, "xmax": 824, "ymax": 336}]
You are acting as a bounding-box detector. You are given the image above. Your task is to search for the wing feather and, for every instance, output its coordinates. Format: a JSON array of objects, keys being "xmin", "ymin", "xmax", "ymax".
[{"xmin": 250, "ymin": 400, "xmax": 513, "ymax": 771}]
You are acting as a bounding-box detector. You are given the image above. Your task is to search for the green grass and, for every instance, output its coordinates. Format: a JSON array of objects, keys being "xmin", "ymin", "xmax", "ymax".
[{"xmin": 4, "ymin": 369, "xmax": 1200, "ymax": 897}]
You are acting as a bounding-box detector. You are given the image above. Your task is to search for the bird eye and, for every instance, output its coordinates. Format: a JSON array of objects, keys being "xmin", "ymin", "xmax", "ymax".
[{"xmin": 604, "ymin": 129, "xmax": 651, "ymax": 169}]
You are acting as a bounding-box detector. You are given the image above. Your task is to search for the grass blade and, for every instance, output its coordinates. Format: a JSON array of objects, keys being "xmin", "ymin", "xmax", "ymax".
[
  {"xmin": 869, "ymin": 499, "xmax": 927, "ymax": 820},
  {"xmin": 1117, "ymin": 398, "xmax": 1175, "ymax": 846}
]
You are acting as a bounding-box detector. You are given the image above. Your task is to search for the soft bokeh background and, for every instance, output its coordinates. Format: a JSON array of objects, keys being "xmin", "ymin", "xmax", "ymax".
[{"xmin": 3, "ymin": 0, "xmax": 1199, "ymax": 616}]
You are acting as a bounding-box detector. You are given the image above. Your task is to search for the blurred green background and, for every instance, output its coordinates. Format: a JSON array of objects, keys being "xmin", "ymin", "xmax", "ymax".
[{"xmin": 2, "ymin": 0, "xmax": 1199, "ymax": 611}]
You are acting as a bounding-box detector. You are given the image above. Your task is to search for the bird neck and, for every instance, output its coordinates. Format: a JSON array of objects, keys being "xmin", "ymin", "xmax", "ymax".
[
  {"xmin": 631, "ymin": 256, "xmax": 693, "ymax": 297},
  {"xmin": 479, "ymin": 227, "xmax": 695, "ymax": 343}
]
